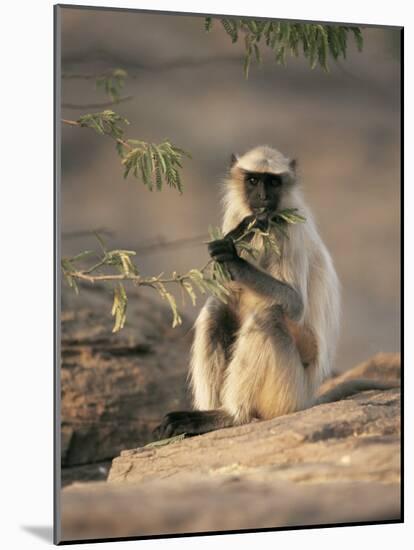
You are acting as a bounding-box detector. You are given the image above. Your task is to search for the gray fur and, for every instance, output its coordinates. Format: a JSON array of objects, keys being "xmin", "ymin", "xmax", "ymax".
[
  {"xmin": 155, "ymin": 141, "xmax": 395, "ymax": 440},
  {"xmin": 189, "ymin": 146, "xmax": 341, "ymax": 425},
  {"xmin": 155, "ymin": 146, "xmax": 342, "ymax": 439},
  {"xmin": 225, "ymin": 258, "xmax": 304, "ymax": 320}
]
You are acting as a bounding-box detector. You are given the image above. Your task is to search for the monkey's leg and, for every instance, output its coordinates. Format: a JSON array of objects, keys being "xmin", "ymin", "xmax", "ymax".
[
  {"xmin": 153, "ymin": 297, "xmax": 238, "ymax": 440},
  {"xmin": 189, "ymin": 296, "xmax": 239, "ymax": 410},
  {"xmin": 222, "ymin": 306, "xmax": 313, "ymax": 423}
]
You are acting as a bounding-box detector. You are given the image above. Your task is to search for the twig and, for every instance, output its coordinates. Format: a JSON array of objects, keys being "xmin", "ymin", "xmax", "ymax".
[
  {"xmin": 62, "ymin": 73, "xmax": 98, "ymax": 80},
  {"xmin": 62, "ymin": 231, "xmax": 210, "ymax": 260},
  {"xmin": 61, "ymin": 114, "xmax": 190, "ymax": 192},
  {"xmin": 62, "ymin": 227, "xmax": 114, "ymax": 239},
  {"xmin": 134, "ymin": 234, "xmax": 209, "ymax": 255},
  {"xmin": 62, "ymin": 96, "xmax": 133, "ymax": 110},
  {"xmin": 63, "ymin": 210, "xmax": 303, "ymax": 289},
  {"xmin": 61, "ymin": 55, "xmax": 243, "ymax": 79},
  {"xmin": 61, "ymin": 118, "xmax": 79, "ymax": 127},
  {"xmin": 61, "ymin": 117, "xmax": 132, "ymax": 150},
  {"xmin": 64, "ymin": 261, "xmax": 213, "ymax": 287}
]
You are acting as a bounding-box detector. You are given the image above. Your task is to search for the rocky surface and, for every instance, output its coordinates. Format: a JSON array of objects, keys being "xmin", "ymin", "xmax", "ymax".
[
  {"xmin": 60, "ymin": 285, "xmax": 192, "ymax": 481},
  {"xmin": 61, "ymin": 479, "xmax": 400, "ymax": 541},
  {"xmin": 60, "ymin": 352, "xmax": 401, "ymax": 541},
  {"xmin": 319, "ymin": 352, "xmax": 401, "ymax": 392},
  {"xmin": 108, "ymin": 386, "xmax": 400, "ymax": 486}
]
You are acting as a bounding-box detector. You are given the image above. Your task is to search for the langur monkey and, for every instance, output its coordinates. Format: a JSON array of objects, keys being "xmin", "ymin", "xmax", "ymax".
[{"xmin": 154, "ymin": 145, "xmax": 398, "ymax": 439}]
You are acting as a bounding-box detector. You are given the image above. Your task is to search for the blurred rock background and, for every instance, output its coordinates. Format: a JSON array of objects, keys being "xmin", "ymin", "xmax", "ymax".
[{"xmin": 60, "ymin": 8, "xmax": 401, "ymax": 378}]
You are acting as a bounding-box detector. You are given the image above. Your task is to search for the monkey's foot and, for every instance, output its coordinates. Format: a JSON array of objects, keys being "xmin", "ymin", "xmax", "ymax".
[{"xmin": 153, "ymin": 410, "xmax": 233, "ymax": 440}]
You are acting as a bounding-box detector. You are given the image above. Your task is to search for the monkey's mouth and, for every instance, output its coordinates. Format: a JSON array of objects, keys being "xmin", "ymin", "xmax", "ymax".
[{"xmin": 253, "ymin": 205, "xmax": 276, "ymax": 215}]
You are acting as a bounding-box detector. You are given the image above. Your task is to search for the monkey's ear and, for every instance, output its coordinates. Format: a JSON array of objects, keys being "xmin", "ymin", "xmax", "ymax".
[
  {"xmin": 289, "ymin": 158, "xmax": 298, "ymax": 174},
  {"xmin": 230, "ymin": 153, "xmax": 239, "ymax": 167}
]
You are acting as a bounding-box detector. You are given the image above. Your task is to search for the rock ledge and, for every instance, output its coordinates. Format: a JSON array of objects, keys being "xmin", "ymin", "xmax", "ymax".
[{"xmin": 61, "ymin": 353, "xmax": 401, "ymax": 541}]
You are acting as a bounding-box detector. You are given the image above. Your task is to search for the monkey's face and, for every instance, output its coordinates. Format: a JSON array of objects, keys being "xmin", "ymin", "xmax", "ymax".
[{"xmin": 243, "ymin": 171, "xmax": 285, "ymax": 215}]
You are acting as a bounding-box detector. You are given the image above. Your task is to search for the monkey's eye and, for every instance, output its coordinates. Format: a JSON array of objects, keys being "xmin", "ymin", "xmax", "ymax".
[
  {"xmin": 248, "ymin": 176, "xmax": 258, "ymax": 186},
  {"xmin": 270, "ymin": 176, "xmax": 282, "ymax": 187}
]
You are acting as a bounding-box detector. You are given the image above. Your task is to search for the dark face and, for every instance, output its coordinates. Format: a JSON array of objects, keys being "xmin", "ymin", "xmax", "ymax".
[{"xmin": 243, "ymin": 171, "xmax": 285, "ymax": 214}]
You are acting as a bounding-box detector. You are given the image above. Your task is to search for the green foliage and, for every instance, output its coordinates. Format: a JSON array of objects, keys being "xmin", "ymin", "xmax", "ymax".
[
  {"xmin": 204, "ymin": 16, "xmax": 213, "ymax": 32},
  {"xmin": 67, "ymin": 112, "xmax": 190, "ymax": 193},
  {"xmin": 111, "ymin": 283, "xmax": 128, "ymax": 332},
  {"xmin": 61, "ymin": 238, "xmax": 140, "ymax": 332},
  {"xmin": 206, "ymin": 226, "xmax": 233, "ymax": 294},
  {"xmin": 207, "ymin": 208, "xmax": 307, "ymax": 285},
  {"xmin": 62, "ymin": 16, "xmax": 340, "ymax": 333},
  {"xmin": 155, "ymin": 280, "xmax": 182, "ymax": 328},
  {"xmin": 205, "ymin": 18, "xmax": 364, "ymax": 77},
  {"xmin": 106, "ymin": 250, "xmax": 139, "ymax": 275},
  {"xmin": 275, "ymin": 208, "xmax": 306, "ymax": 224},
  {"xmin": 61, "ymin": 258, "xmax": 79, "ymax": 295},
  {"xmin": 189, "ymin": 267, "xmax": 231, "ymax": 304},
  {"xmin": 258, "ymin": 208, "xmax": 306, "ymax": 255},
  {"xmin": 119, "ymin": 140, "xmax": 191, "ymax": 193},
  {"xmin": 78, "ymin": 110, "xmax": 128, "ymax": 139},
  {"xmin": 61, "ymin": 234, "xmax": 231, "ymax": 332},
  {"xmin": 96, "ymin": 69, "xmax": 128, "ymax": 102},
  {"xmin": 61, "ymin": 212, "xmax": 306, "ymax": 332}
]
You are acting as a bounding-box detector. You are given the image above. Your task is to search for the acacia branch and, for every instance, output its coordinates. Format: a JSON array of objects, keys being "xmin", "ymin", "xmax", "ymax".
[
  {"xmin": 61, "ymin": 118, "xmax": 79, "ymax": 127},
  {"xmin": 61, "ymin": 111, "xmax": 189, "ymax": 192},
  {"xmin": 62, "ymin": 254, "xmax": 217, "ymax": 332},
  {"xmin": 61, "ymin": 117, "xmax": 132, "ymax": 150},
  {"xmin": 62, "ymin": 96, "xmax": 134, "ymax": 110},
  {"xmin": 62, "ymin": 267, "xmax": 211, "ymax": 287},
  {"xmin": 62, "ymin": 210, "xmax": 305, "ymax": 332},
  {"xmin": 62, "ymin": 227, "xmax": 114, "ymax": 239}
]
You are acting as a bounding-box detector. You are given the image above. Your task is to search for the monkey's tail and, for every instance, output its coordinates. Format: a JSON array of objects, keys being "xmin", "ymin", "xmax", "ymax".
[{"xmin": 314, "ymin": 379, "xmax": 400, "ymax": 406}]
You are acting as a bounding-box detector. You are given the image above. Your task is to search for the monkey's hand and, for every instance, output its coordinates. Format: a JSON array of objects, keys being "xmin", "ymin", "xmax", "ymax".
[
  {"xmin": 224, "ymin": 215, "xmax": 256, "ymax": 241},
  {"xmin": 224, "ymin": 214, "xmax": 269, "ymax": 242},
  {"xmin": 208, "ymin": 238, "xmax": 238, "ymax": 263},
  {"xmin": 253, "ymin": 213, "xmax": 270, "ymax": 233}
]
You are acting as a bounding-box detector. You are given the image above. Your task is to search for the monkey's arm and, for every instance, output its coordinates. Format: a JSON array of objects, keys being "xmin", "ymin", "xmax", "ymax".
[
  {"xmin": 223, "ymin": 215, "xmax": 255, "ymax": 241},
  {"xmin": 208, "ymin": 239, "xmax": 303, "ymax": 320},
  {"xmin": 223, "ymin": 214, "xmax": 269, "ymax": 242}
]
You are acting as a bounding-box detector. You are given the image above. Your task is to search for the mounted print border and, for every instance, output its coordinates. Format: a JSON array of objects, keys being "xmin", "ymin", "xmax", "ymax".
[{"xmin": 54, "ymin": 3, "xmax": 403, "ymax": 545}]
